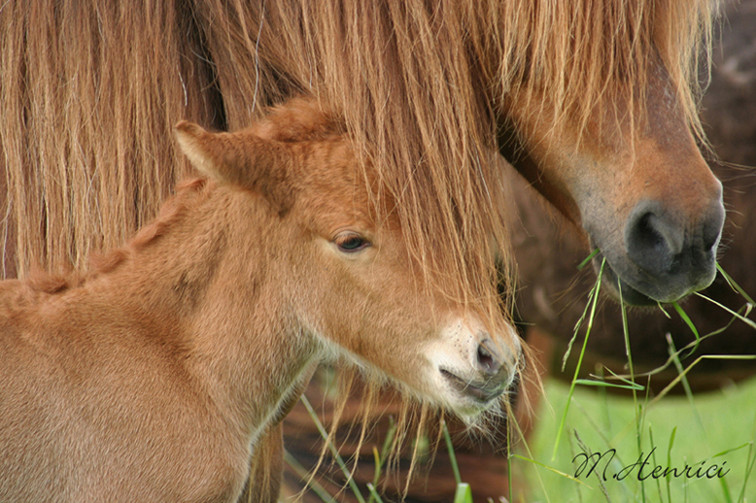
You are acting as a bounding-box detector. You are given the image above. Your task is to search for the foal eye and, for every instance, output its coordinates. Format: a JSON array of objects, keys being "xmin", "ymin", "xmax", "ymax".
[{"xmin": 334, "ymin": 232, "xmax": 370, "ymax": 253}]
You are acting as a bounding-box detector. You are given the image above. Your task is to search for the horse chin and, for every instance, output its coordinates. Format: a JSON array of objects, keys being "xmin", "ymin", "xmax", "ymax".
[
  {"xmin": 597, "ymin": 261, "xmax": 658, "ymax": 307},
  {"xmin": 591, "ymin": 252, "xmax": 711, "ymax": 307},
  {"xmin": 423, "ymin": 317, "xmax": 520, "ymax": 420},
  {"xmin": 441, "ymin": 368, "xmax": 506, "ymax": 409},
  {"xmin": 428, "ymin": 365, "xmax": 514, "ymax": 423},
  {"xmin": 438, "ymin": 387, "xmax": 503, "ymax": 424}
]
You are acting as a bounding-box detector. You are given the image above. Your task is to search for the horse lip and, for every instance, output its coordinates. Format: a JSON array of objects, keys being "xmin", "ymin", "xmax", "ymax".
[
  {"xmin": 440, "ymin": 368, "xmax": 504, "ymax": 403},
  {"xmin": 598, "ymin": 259, "xmax": 658, "ymax": 306},
  {"xmin": 590, "ymin": 248, "xmax": 688, "ymax": 306},
  {"xmin": 589, "ymin": 241, "xmax": 716, "ymax": 305}
]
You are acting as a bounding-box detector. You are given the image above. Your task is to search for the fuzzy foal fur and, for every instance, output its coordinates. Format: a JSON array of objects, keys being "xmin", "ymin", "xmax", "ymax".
[{"xmin": 0, "ymin": 100, "xmax": 519, "ymax": 502}]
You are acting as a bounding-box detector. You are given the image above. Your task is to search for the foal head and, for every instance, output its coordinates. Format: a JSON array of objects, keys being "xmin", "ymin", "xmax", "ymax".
[{"xmin": 175, "ymin": 100, "xmax": 520, "ymax": 419}]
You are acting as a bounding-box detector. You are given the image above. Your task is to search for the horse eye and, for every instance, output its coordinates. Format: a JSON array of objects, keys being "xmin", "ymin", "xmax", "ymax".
[{"xmin": 335, "ymin": 232, "xmax": 370, "ymax": 253}]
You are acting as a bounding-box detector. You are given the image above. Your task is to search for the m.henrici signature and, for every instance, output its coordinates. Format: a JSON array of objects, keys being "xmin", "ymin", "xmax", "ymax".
[{"xmin": 572, "ymin": 447, "xmax": 730, "ymax": 482}]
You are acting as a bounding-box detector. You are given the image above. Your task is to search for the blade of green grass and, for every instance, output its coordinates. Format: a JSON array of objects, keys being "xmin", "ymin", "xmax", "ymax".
[
  {"xmin": 577, "ymin": 248, "xmax": 601, "ymax": 271},
  {"xmin": 606, "ymin": 318, "xmax": 753, "ymax": 387},
  {"xmin": 619, "ymin": 280, "xmax": 647, "ymax": 503},
  {"xmin": 442, "ymin": 420, "xmax": 462, "ymax": 485},
  {"xmin": 666, "ymin": 427, "xmax": 677, "ymax": 503},
  {"xmin": 506, "ymin": 407, "xmax": 514, "ymax": 503},
  {"xmin": 572, "ymin": 431, "xmax": 613, "ymax": 500},
  {"xmin": 511, "ymin": 454, "xmax": 593, "ymax": 488},
  {"xmin": 368, "ymin": 416, "xmax": 397, "ymax": 503},
  {"xmin": 573, "ymin": 379, "xmax": 645, "ymax": 391},
  {"xmin": 671, "ymin": 301, "xmax": 702, "ymax": 359},
  {"xmin": 711, "ymin": 442, "xmax": 755, "ymax": 458},
  {"xmin": 657, "ymin": 301, "xmax": 672, "ymax": 319},
  {"xmin": 693, "ymin": 292, "xmax": 756, "ymax": 330},
  {"xmin": 736, "ymin": 411, "xmax": 756, "ymax": 503},
  {"xmin": 665, "ymin": 334, "xmax": 706, "ymax": 440},
  {"xmin": 588, "ymin": 366, "xmax": 647, "ymax": 391},
  {"xmin": 646, "ymin": 352, "xmax": 756, "ymax": 407},
  {"xmin": 453, "ymin": 483, "xmax": 473, "ymax": 503},
  {"xmin": 284, "ymin": 450, "xmax": 337, "ymax": 502},
  {"xmin": 646, "ymin": 427, "xmax": 663, "ymax": 502},
  {"xmin": 736, "ymin": 441, "xmax": 756, "ymax": 503},
  {"xmin": 300, "ymin": 395, "xmax": 367, "ymax": 503},
  {"xmin": 562, "ymin": 284, "xmax": 598, "ymax": 372},
  {"xmin": 366, "ymin": 483, "xmax": 384, "ymax": 503},
  {"xmin": 552, "ymin": 259, "xmax": 606, "ymax": 460},
  {"xmin": 717, "ymin": 263, "xmax": 756, "ymax": 305},
  {"xmin": 718, "ymin": 475, "xmax": 733, "ymax": 503},
  {"xmin": 367, "ymin": 449, "xmax": 384, "ymax": 503}
]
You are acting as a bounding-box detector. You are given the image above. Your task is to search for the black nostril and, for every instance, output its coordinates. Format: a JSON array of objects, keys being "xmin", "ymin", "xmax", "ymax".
[
  {"xmin": 701, "ymin": 201, "xmax": 725, "ymax": 251},
  {"xmin": 477, "ymin": 339, "xmax": 502, "ymax": 376},
  {"xmin": 625, "ymin": 202, "xmax": 684, "ymax": 275},
  {"xmin": 624, "ymin": 199, "xmax": 725, "ymax": 279}
]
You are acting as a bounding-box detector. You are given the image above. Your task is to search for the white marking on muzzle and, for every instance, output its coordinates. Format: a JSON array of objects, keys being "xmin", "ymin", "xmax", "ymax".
[{"xmin": 424, "ymin": 316, "xmax": 520, "ymax": 414}]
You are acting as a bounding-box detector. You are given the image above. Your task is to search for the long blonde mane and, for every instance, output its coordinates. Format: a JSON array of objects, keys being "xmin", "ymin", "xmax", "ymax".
[
  {"xmin": 0, "ymin": 2, "xmax": 718, "ymax": 497},
  {"xmin": 0, "ymin": 0, "xmax": 715, "ymax": 321}
]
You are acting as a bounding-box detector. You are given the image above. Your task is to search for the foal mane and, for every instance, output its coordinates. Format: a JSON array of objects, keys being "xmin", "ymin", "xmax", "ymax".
[
  {"xmin": 26, "ymin": 178, "xmax": 210, "ymax": 295},
  {"xmin": 24, "ymin": 98, "xmax": 343, "ymax": 296}
]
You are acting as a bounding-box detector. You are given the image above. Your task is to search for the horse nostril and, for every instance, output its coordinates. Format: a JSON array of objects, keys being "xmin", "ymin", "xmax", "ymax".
[
  {"xmin": 625, "ymin": 202, "xmax": 684, "ymax": 275},
  {"xmin": 701, "ymin": 200, "xmax": 725, "ymax": 251},
  {"xmin": 477, "ymin": 339, "xmax": 502, "ymax": 376},
  {"xmin": 624, "ymin": 199, "xmax": 725, "ymax": 278}
]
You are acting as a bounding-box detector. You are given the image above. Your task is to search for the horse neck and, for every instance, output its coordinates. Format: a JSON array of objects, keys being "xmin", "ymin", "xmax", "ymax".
[{"xmin": 89, "ymin": 182, "xmax": 318, "ymax": 443}]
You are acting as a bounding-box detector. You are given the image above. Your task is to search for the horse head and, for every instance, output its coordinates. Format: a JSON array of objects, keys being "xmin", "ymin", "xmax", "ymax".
[
  {"xmin": 499, "ymin": 56, "xmax": 724, "ymax": 306},
  {"xmin": 175, "ymin": 101, "xmax": 521, "ymax": 420}
]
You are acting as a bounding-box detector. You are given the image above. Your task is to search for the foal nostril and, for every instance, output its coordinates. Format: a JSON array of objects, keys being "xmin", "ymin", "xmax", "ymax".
[{"xmin": 476, "ymin": 338, "xmax": 503, "ymax": 376}]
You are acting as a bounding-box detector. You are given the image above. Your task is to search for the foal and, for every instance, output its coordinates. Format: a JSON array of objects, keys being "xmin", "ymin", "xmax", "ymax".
[{"xmin": 0, "ymin": 100, "xmax": 520, "ymax": 502}]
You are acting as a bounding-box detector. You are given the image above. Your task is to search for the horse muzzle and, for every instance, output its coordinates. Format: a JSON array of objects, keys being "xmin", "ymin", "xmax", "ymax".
[
  {"xmin": 591, "ymin": 195, "xmax": 725, "ymax": 305},
  {"xmin": 428, "ymin": 320, "xmax": 521, "ymax": 416}
]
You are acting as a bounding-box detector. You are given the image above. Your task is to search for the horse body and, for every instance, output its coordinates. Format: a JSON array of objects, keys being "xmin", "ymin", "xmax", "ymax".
[
  {"xmin": 0, "ymin": 101, "xmax": 520, "ymax": 502},
  {"xmin": 0, "ymin": 185, "xmax": 268, "ymax": 502},
  {"xmin": 0, "ymin": 171, "xmax": 319, "ymax": 500}
]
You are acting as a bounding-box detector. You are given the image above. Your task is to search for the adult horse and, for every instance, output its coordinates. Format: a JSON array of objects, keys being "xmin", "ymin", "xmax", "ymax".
[
  {"xmin": 511, "ymin": 0, "xmax": 756, "ymax": 395},
  {"xmin": 0, "ymin": 1, "xmax": 724, "ymax": 500},
  {"xmin": 282, "ymin": 2, "xmax": 756, "ymax": 500}
]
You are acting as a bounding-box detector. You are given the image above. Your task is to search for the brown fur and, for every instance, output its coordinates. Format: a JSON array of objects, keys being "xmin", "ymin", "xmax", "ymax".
[
  {"xmin": 0, "ymin": 101, "xmax": 521, "ymax": 502},
  {"xmin": 280, "ymin": 5, "xmax": 756, "ymax": 499},
  {"xmin": 509, "ymin": 0, "xmax": 756, "ymax": 392},
  {"xmin": 0, "ymin": 2, "xmax": 725, "ymax": 500}
]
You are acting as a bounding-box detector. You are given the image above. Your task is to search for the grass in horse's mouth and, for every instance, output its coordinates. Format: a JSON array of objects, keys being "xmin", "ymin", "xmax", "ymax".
[{"xmin": 582, "ymin": 247, "xmax": 658, "ymax": 306}]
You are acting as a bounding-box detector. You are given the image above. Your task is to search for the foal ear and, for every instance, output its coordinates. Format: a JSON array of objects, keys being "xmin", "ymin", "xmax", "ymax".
[{"xmin": 174, "ymin": 121, "xmax": 295, "ymax": 212}]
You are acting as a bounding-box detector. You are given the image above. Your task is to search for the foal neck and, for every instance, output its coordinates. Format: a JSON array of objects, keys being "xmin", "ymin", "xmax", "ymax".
[{"xmin": 87, "ymin": 179, "xmax": 318, "ymax": 443}]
